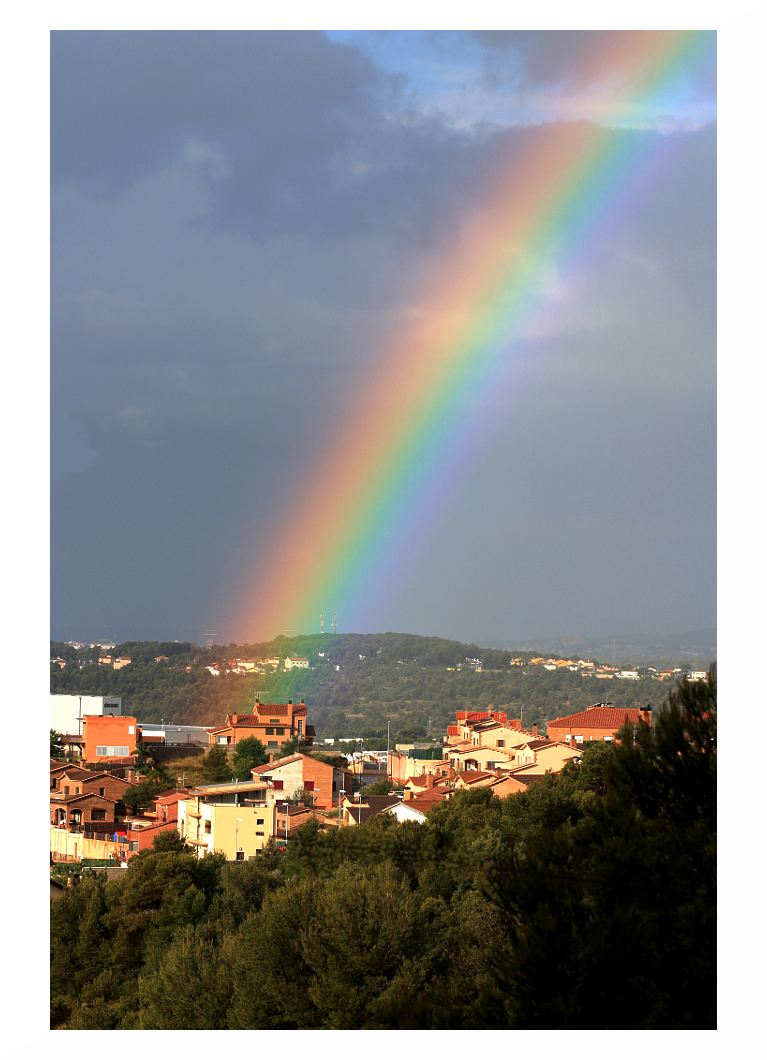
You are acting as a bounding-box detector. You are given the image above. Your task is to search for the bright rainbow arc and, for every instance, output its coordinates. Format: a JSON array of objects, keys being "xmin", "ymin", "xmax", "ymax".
[{"xmin": 232, "ymin": 31, "xmax": 716, "ymax": 642}]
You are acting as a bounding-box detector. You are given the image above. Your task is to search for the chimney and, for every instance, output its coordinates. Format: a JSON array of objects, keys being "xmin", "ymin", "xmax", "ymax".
[
  {"xmin": 268, "ymin": 753, "xmax": 274, "ymax": 763},
  {"xmin": 570, "ymin": 736, "xmax": 577, "ymax": 749},
  {"xmin": 532, "ymin": 723, "xmax": 538, "ymax": 737},
  {"xmin": 425, "ymin": 775, "xmax": 434, "ymax": 789}
]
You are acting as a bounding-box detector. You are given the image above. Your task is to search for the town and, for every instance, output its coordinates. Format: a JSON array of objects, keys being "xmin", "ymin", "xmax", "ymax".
[{"xmin": 51, "ymin": 685, "xmax": 668, "ymax": 864}]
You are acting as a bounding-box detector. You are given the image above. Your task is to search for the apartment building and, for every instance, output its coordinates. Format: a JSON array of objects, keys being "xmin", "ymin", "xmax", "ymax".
[{"xmin": 178, "ymin": 778, "xmax": 282, "ymax": 860}]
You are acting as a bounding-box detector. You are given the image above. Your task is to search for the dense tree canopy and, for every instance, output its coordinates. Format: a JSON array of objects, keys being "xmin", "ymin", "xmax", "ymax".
[
  {"xmin": 51, "ymin": 669, "xmax": 716, "ymax": 1030},
  {"xmin": 50, "ymin": 632, "xmax": 687, "ymax": 740}
]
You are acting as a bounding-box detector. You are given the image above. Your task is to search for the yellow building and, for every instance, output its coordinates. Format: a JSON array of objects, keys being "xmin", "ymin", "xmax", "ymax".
[{"xmin": 178, "ymin": 779, "xmax": 281, "ymax": 860}]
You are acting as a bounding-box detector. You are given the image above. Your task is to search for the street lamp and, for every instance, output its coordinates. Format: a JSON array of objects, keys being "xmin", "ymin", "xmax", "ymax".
[
  {"xmin": 356, "ymin": 789, "xmax": 362, "ymax": 827},
  {"xmin": 387, "ymin": 720, "xmax": 391, "ymax": 783},
  {"xmin": 235, "ymin": 817, "xmax": 243, "ymax": 861},
  {"xmin": 337, "ymin": 788, "xmax": 345, "ymax": 830}
]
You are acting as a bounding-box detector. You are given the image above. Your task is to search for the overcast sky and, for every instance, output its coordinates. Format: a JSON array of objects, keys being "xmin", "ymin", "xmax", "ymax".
[{"xmin": 49, "ymin": 28, "xmax": 717, "ymax": 647}]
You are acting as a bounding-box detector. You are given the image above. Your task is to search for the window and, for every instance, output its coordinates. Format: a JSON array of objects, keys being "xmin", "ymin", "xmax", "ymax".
[
  {"xmin": 236, "ymin": 851, "xmax": 245, "ymax": 861},
  {"xmin": 304, "ymin": 781, "xmax": 314, "ymax": 791},
  {"xmin": 257, "ymin": 818, "xmax": 265, "ymax": 825},
  {"xmin": 204, "ymin": 821, "xmax": 211, "ymax": 834},
  {"xmin": 276, "ymin": 728, "xmax": 285, "ymax": 736},
  {"xmin": 96, "ymin": 747, "xmax": 107, "ymax": 756},
  {"xmin": 128, "ymin": 725, "xmax": 135, "ymax": 735},
  {"xmin": 270, "ymin": 719, "xmax": 279, "ymax": 724},
  {"xmin": 99, "ymin": 788, "xmax": 104, "ymax": 796},
  {"xmin": 298, "ymin": 720, "xmax": 303, "ymax": 734},
  {"xmin": 268, "ymin": 741, "xmax": 278, "ymax": 748},
  {"xmin": 256, "ymin": 831, "xmax": 264, "ymax": 837},
  {"xmin": 496, "ymin": 740, "xmax": 505, "ymax": 748},
  {"xmin": 64, "ymin": 786, "xmax": 70, "ymax": 795},
  {"xmin": 91, "ymin": 810, "xmax": 106, "ymax": 822},
  {"xmin": 265, "ymin": 728, "xmax": 274, "ymax": 735}
]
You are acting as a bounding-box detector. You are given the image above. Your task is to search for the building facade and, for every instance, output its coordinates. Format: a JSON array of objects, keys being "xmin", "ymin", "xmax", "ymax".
[
  {"xmin": 206, "ymin": 700, "xmax": 314, "ymax": 751},
  {"xmin": 546, "ymin": 705, "xmax": 652, "ymax": 744}
]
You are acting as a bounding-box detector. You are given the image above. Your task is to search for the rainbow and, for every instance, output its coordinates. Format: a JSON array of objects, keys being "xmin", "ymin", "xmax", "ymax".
[{"xmin": 232, "ymin": 30, "xmax": 716, "ymax": 641}]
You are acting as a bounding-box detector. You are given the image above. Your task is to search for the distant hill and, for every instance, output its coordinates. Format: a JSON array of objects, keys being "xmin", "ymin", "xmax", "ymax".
[
  {"xmin": 483, "ymin": 628, "xmax": 716, "ymax": 666},
  {"xmin": 51, "ymin": 629, "xmax": 713, "ymax": 741}
]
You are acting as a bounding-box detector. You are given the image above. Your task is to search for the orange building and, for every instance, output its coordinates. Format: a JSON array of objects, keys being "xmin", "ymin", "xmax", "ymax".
[
  {"xmin": 546, "ymin": 705, "xmax": 652, "ymax": 744},
  {"xmin": 206, "ymin": 700, "xmax": 314, "ymax": 751},
  {"xmin": 82, "ymin": 714, "xmax": 140, "ymax": 762}
]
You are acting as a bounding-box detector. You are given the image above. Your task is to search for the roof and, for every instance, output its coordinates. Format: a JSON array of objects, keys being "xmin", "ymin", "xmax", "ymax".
[
  {"xmin": 51, "ymin": 765, "xmax": 97, "ymax": 780},
  {"xmin": 547, "ymin": 707, "xmax": 645, "ymax": 730},
  {"xmin": 51, "ymin": 791, "xmax": 117, "ymax": 806},
  {"xmin": 456, "ymin": 770, "xmax": 496, "ymax": 786},
  {"xmin": 408, "ymin": 788, "xmax": 450, "ymax": 810}
]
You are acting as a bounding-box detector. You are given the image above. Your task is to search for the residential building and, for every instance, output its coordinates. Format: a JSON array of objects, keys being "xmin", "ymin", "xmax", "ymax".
[
  {"xmin": 178, "ymin": 779, "xmax": 282, "ymax": 860},
  {"xmin": 82, "ymin": 714, "xmax": 140, "ymax": 762},
  {"xmin": 249, "ymin": 752, "xmax": 354, "ymax": 811},
  {"xmin": 284, "ymin": 657, "xmax": 309, "ymax": 670},
  {"xmin": 206, "ymin": 700, "xmax": 315, "ymax": 751},
  {"xmin": 341, "ymin": 793, "xmax": 402, "ymax": 826},
  {"xmin": 546, "ymin": 704, "xmax": 652, "ymax": 744}
]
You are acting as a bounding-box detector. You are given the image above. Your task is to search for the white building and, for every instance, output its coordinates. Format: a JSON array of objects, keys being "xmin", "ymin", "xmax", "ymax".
[
  {"xmin": 284, "ymin": 657, "xmax": 309, "ymax": 670},
  {"xmin": 50, "ymin": 694, "xmax": 124, "ymax": 736}
]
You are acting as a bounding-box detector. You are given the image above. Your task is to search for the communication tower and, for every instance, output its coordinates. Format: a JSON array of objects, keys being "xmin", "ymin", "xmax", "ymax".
[
  {"xmin": 320, "ymin": 614, "xmax": 324, "ymax": 634},
  {"xmin": 205, "ymin": 629, "xmax": 217, "ymax": 648},
  {"xmin": 333, "ymin": 609, "xmax": 337, "ymax": 635},
  {"xmin": 283, "ymin": 627, "xmax": 294, "ymax": 639}
]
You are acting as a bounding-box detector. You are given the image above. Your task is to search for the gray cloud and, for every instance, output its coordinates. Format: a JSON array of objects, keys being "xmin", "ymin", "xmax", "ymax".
[{"xmin": 50, "ymin": 31, "xmax": 716, "ymax": 644}]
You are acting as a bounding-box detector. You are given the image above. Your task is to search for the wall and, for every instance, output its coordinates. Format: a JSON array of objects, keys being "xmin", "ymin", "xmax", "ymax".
[
  {"xmin": 50, "ymin": 827, "xmax": 131, "ymax": 862},
  {"xmin": 50, "ymin": 695, "xmax": 124, "ymax": 736},
  {"xmin": 82, "ymin": 715, "xmax": 139, "ymax": 760},
  {"xmin": 178, "ymin": 796, "xmax": 278, "ymax": 860}
]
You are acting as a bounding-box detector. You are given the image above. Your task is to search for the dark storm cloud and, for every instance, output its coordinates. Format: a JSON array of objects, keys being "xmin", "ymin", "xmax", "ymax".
[
  {"xmin": 50, "ymin": 30, "xmax": 716, "ymax": 644},
  {"xmin": 51, "ymin": 31, "xmax": 482, "ymax": 252}
]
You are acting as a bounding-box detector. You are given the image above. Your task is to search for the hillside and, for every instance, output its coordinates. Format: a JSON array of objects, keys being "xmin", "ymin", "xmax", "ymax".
[{"xmin": 50, "ymin": 631, "xmax": 703, "ymax": 740}]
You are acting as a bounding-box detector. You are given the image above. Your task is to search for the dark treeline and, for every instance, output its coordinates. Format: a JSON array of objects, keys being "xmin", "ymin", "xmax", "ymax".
[
  {"xmin": 50, "ymin": 633, "xmax": 675, "ymax": 738},
  {"xmin": 50, "ymin": 672, "xmax": 716, "ymax": 1030}
]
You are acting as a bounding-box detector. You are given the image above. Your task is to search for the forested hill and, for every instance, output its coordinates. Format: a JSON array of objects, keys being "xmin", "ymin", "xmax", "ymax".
[{"xmin": 51, "ymin": 632, "xmax": 688, "ymax": 740}]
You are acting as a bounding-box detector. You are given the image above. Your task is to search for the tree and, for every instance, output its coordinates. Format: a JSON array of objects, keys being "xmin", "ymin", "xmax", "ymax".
[
  {"xmin": 480, "ymin": 667, "xmax": 717, "ymax": 1029},
  {"xmin": 51, "ymin": 729, "xmax": 64, "ymax": 757},
  {"xmin": 201, "ymin": 744, "xmax": 231, "ymax": 783},
  {"xmin": 231, "ymin": 736, "xmax": 268, "ymax": 779}
]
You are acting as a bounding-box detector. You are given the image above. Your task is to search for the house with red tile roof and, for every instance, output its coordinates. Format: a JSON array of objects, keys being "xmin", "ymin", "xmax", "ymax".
[
  {"xmin": 546, "ymin": 705, "xmax": 652, "ymax": 744},
  {"xmin": 249, "ymin": 752, "xmax": 353, "ymax": 811},
  {"xmin": 206, "ymin": 699, "xmax": 314, "ymax": 751}
]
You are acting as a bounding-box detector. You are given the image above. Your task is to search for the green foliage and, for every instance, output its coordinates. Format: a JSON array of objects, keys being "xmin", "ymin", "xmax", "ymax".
[
  {"xmin": 50, "ymin": 670, "xmax": 715, "ymax": 1031},
  {"xmin": 122, "ymin": 775, "xmax": 168, "ymax": 812},
  {"xmin": 362, "ymin": 776, "xmax": 396, "ymax": 795},
  {"xmin": 480, "ymin": 667, "xmax": 717, "ymax": 1029},
  {"xmin": 201, "ymin": 743, "xmax": 231, "ymax": 783},
  {"xmin": 50, "ymin": 633, "xmax": 680, "ymax": 738},
  {"xmin": 230, "ymin": 736, "xmax": 268, "ymax": 779},
  {"xmin": 50, "ymin": 729, "xmax": 64, "ymax": 757}
]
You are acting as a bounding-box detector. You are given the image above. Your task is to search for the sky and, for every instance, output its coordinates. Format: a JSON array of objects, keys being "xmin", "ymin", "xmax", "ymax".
[{"xmin": 49, "ymin": 26, "xmax": 718, "ymax": 648}]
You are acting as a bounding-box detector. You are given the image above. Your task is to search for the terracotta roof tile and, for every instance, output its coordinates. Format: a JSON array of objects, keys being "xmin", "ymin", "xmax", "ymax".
[{"xmin": 547, "ymin": 707, "xmax": 645, "ymax": 729}]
